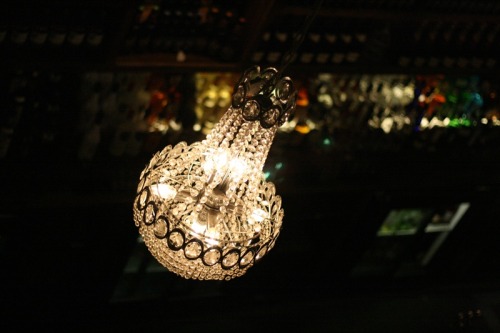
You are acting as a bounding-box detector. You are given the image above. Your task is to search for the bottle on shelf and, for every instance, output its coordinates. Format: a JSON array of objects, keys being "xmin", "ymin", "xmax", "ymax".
[
  {"xmin": 330, "ymin": 26, "xmax": 347, "ymax": 66},
  {"xmin": 0, "ymin": 94, "xmax": 26, "ymax": 159},
  {"xmin": 267, "ymin": 29, "xmax": 289, "ymax": 65},
  {"xmin": 48, "ymin": 8, "xmax": 68, "ymax": 47},
  {"xmin": 298, "ymin": 31, "xmax": 321, "ymax": 65},
  {"xmin": 346, "ymin": 19, "xmax": 368, "ymax": 65},
  {"xmin": 66, "ymin": 10, "xmax": 87, "ymax": 48},
  {"xmin": 10, "ymin": 21, "xmax": 29, "ymax": 47},
  {"xmin": 316, "ymin": 36, "xmax": 334, "ymax": 65},
  {"xmin": 250, "ymin": 30, "xmax": 271, "ymax": 64},
  {"xmin": 0, "ymin": 19, "xmax": 6, "ymax": 45},
  {"xmin": 29, "ymin": 9, "xmax": 50, "ymax": 48},
  {"xmin": 78, "ymin": 113, "xmax": 102, "ymax": 161},
  {"xmin": 86, "ymin": 23, "xmax": 104, "ymax": 48}
]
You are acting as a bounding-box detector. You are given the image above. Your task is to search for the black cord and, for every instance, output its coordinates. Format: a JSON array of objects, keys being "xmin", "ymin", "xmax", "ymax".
[{"xmin": 276, "ymin": 0, "xmax": 325, "ymax": 78}]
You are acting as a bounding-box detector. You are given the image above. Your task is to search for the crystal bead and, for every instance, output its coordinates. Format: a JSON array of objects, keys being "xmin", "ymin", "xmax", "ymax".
[
  {"xmin": 185, "ymin": 241, "xmax": 202, "ymax": 259},
  {"xmin": 154, "ymin": 219, "xmax": 168, "ymax": 238},
  {"xmin": 203, "ymin": 249, "xmax": 220, "ymax": 266},
  {"xmin": 222, "ymin": 251, "xmax": 239, "ymax": 268},
  {"xmin": 169, "ymin": 231, "xmax": 184, "ymax": 248},
  {"xmin": 243, "ymin": 100, "xmax": 260, "ymax": 119}
]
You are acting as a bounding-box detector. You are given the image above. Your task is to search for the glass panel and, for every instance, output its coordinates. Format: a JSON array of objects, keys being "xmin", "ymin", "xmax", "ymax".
[{"xmin": 377, "ymin": 208, "xmax": 432, "ymax": 236}]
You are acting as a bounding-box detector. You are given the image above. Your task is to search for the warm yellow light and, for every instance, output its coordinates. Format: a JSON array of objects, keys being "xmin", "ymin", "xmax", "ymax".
[
  {"xmin": 133, "ymin": 66, "xmax": 296, "ymax": 280},
  {"xmin": 150, "ymin": 183, "xmax": 177, "ymax": 200},
  {"xmin": 228, "ymin": 157, "xmax": 248, "ymax": 181},
  {"xmin": 251, "ymin": 208, "xmax": 268, "ymax": 223},
  {"xmin": 202, "ymin": 148, "xmax": 229, "ymax": 174}
]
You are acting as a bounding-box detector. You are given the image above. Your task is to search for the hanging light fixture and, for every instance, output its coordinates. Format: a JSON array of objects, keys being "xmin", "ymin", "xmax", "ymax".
[
  {"xmin": 132, "ymin": 1, "xmax": 323, "ymax": 280},
  {"xmin": 133, "ymin": 66, "xmax": 296, "ymax": 280}
]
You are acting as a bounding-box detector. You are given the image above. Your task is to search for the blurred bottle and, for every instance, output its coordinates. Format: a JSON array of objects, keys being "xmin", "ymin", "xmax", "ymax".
[
  {"xmin": 331, "ymin": 24, "xmax": 349, "ymax": 66},
  {"xmin": 48, "ymin": 8, "xmax": 68, "ymax": 47},
  {"xmin": 483, "ymin": 23, "xmax": 500, "ymax": 69},
  {"xmin": 0, "ymin": 70, "xmax": 29, "ymax": 158},
  {"xmin": 0, "ymin": 95, "xmax": 26, "ymax": 158},
  {"xmin": 298, "ymin": 31, "xmax": 320, "ymax": 65},
  {"xmin": 419, "ymin": 21, "xmax": 440, "ymax": 68},
  {"xmin": 347, "ymin": 20, "xmax": 367, "ymax": 65},
  {"xmin": 192, "ymin": 5, "xmax": 209, "ymax": 54},
  {"xmin": 443, "ymin": 22, "xmax": 469, "ymax": 69},
  {"xmin": 66, "ymin": 10, "xmax": 87, "ymax": 48},
  {"xmin": 397, "ymin": 25, "xmax": 411, "ymax": 67},
  {"xmin": 134, "ymin": 3, "xmax": 159, "ymax": 52},
  {"xmin": 360, "ymin": 21, "xmax": 390, "ymax": 66},
  {"xmin": 85, "ymin": 9, "xmax": 105, "ymax": 48},
  {"xmin": 29, "ymin": 9, "xmax": 49, "ymax": 48},
  {"xmin": 78, "ymin": 111, "xmax": 102, "ymax": 160},
  {"xmin": 10, "ymin": 9, "xmax": 30, "ymax": 47},
  {"xmin": 316, "ymin": 37, "xmax": 333, "ymax": 65},
  {"xmin": 250, "ymin": 31, "xmax": 271, "ymax": 64},
  {"xmin": 0, "ymin": 18, "xmax": 6, "ymax": 45},
  {"xmin": 219, "ymin": 15, "xmax": 246, "ymax": 62}
]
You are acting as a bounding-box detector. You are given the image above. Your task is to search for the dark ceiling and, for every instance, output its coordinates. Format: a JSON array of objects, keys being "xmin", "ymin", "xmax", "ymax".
[{"xmin": 1, "ymin": 1, "xmax": 500, "ymax": 332}]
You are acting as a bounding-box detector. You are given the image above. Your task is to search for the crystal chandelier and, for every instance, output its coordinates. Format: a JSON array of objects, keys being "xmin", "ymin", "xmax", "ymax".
[{"xmin": 133, "ymin": 66, "xmax": 297, "ymax": 280}]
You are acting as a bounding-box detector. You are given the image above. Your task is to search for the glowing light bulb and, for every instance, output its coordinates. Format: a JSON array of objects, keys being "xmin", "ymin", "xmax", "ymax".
[
  {"xmin": 150, "ymin": 183, "xmax": 177, "ymax": 200},
  {"xmin": 228, "ymin": 157, "xmax": 248, "ymax": 181}
]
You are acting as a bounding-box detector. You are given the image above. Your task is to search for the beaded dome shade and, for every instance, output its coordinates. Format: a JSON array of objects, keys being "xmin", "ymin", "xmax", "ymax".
[{"xmin": 133, "ymin": 66, "xmax": 297, "ymax": 280}]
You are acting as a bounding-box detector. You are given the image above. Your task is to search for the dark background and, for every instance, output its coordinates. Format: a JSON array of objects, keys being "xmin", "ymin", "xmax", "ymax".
[{"xmin": 1, "ymin": 1, "xmax": 500, "ymax": 332}]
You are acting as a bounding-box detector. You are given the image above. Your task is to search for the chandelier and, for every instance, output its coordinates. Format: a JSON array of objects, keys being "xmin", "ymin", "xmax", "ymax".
[{"xmin": 133, "ymin": 66, "xmax": 297, "ymax": 280}]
